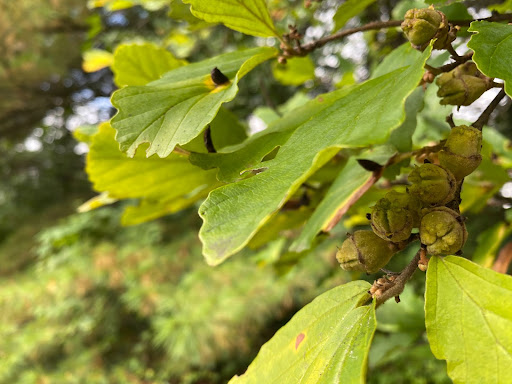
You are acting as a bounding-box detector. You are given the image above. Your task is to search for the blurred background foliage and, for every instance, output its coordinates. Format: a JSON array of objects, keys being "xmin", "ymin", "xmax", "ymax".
[{"xmin": 0, "ymin": 0, "xmax": 511, "ymax": 382}]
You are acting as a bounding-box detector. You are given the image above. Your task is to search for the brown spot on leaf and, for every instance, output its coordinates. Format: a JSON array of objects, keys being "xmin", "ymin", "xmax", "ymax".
[{"xmin": 295, "ymin": 333, "xmax": 305, "ymax": 350}]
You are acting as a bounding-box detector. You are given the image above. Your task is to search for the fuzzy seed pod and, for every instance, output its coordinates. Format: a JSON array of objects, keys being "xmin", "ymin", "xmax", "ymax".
[
  {"xmin": 436, "ymin": 62, "xmax": 491, "ymax": 106},
  {"xmin": 439, "ymin": 125, "xmax": 482, "ymax": 180},
  {"xmin": 401, "ymin": 8, "xmax": 452, "ymax": 51},
  {"xmin": 408, "ymin": 163, "xmax": 456, "ymax": 206},
  {"xmin": 370, "ymin": 191, "xmax": 421, "ymax": 242},
  {"xmin": 420, "ymin": 207, "xmax": 467, "ymax": 255},
  {"xmin": 336, "ymin": 230, "xmax": 398, "ymax": 274}
]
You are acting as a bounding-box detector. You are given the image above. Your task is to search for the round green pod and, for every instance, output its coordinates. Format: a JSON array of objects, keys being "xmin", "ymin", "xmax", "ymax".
[
  {"xmin": 370, "ymin": 191, "xmax": 420, "ymax": 242},
  {"xmin": 336, "ymin": 230, "xmax": 398, "ymax": 274},
  {"xmin": 408, "ymin": 163, "xmax": 457, "ymax": 206},
  {"xmin": 439, "ymin": 125, "xmax": 482, "ymax": 180},
  {"xmin": 401, "ymin": 8, "xmax": 451, "ymax": 50},
  {"xmin": 419, "ymin": 207, "xmax": 467, "ymax": 255}
]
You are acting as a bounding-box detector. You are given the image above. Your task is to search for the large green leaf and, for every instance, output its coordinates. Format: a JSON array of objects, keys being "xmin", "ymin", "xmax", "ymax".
[
  {"xmin": 182, "ymin": 0, "xmax": 279, "ymax": 37},
  {"xmin": 190, "ymin": 88, "xmax": 353, "ymax": 183},
  {"xmin": 468, "ymin": 21, "xmax": 512, "ymax": 96},
  {"xmin": 86, "ymin": 123, "xmax": 219, "ymax": 224},
  {"xmin": 199, "ymin": 46, "xmax": 432, "ymax": 265},
  {"xmin": 290, "ymin": 146, "xmax": 396, "ymax": 253},
  {"xmin": 229, "ymin": 281, "xmax": 376, "ymax": 384},
  {"xmin": 333, "ymin": 0, "xmax": 377, "ymax": 32},
  {"xmin": 425, "ymin": 256, "xmax": 512, "ymax": 384},
  {"xmin": 371, "ymin": 43, "xmax": 421, "ymax": 79},
  {"xmin": 111, "ymin": 47, "xmax": 277, "ymax": 158},
  {"xmin": 112, "ymin": 43, "xmax": 186, "ymax": 87}
]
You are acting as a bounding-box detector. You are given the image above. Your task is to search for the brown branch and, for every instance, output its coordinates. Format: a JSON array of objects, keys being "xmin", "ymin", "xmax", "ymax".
[
  {"xmin": 375, "ymin": 248, "xmax": 422, "ymax": 307},
  {"xmin": 282, "ymin": 20, "xmax": 402, "ymax": 57},
  {"xmin": 281, "ymin": 13, "xmax": 512, "ymax": 58},
  {"xmin": 472, "ymin": 89, "xmax": 507, "ymax": 130}
]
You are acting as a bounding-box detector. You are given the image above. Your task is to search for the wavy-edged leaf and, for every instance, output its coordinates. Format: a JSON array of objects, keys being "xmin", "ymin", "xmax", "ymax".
[
  {"xmin": 86, "ymin": 123, "xmax": 219, "ymax": 224},
  {"xmin": 425, "ymin": 256, "xmax": 512, "ymax": 384},
  {"xmin": 182, "ymin": 0, "xmax": 279, "ymax": 37},
  {"xmin": 290, "ymin": 146, "xmax": 396, "ymax": 253},
  {"xmin": 111, "ymin": 47, "xmax": 277, "ymax": 158},
  {"xmin": 112, "ymin": 43, "xmax": 186, "ymax": 87},
  {"xmin": 190, "ymin": 89, "xmax": 352, "ymax": 182},
  {"xmin": 372, "ymin": 43, "xmax": 421, "ymax": 79},
  {"xmin": 333, "ymin": 0, "xmax": 377, "ymax": 32},
  {"xmin": 230, "ymin": 281, "xmax": 375, "ymax": 384},
  {"xmin": 468, "ymin": 21, "xmax": 512, "ymax": 96},
  {"xmin": 199, "ymin": 46, "xmax": 432, "ymax": 264}
]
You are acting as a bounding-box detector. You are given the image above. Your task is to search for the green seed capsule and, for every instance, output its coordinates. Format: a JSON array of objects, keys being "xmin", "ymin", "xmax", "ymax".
[
  {"xmin": 370, "ymin": 191, "xmax": 420, "ymax": 242},
  {"xmin": 408, "ymin": 163, "xmax": 456, "ymax": 206},
  {"xmin": 439, "ymin": 125, "xmax": 482, "ymax": 180},
  {"xmin": 436, "ymin": 62, "xmax": 491, "ymax": 106},
  {"xmin": 419, "ymin": 207, "xmax": 467, "ymax": 255},
  {"xmin": 401, "ymin": 8, "xmax": 452, "ymax": 50},
  {"xmin": 336, "ymin": 230, "xmax": 398, "ymax": 274}
]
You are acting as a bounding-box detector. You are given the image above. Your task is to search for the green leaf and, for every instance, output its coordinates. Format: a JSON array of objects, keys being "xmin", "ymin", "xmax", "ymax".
[
  {"xmin": 425, "ymin": 256, "xmax": 512, "ymax": 384},
  {"xmin": 86, "ymin": 123, "xmax": 219, "ymax": 224},
  {"xmin": 468, "ymin": 21, "xmax": 512, "ymax": 96},
  {"xmin": 333, "ymin": 0, "xmax": 377, "ymax": 32},
  {"xmin": 111, "ymin": 47, "xmax": 277, "ymax": 158},
  {"xmin": 389, "ymin": 87, "xmax": 424, "ymax": 153},
  {"xmin": 112, "ymin": 43, "xmax": 186, "ymax": 87},
  {"xmin": 290, "ymin": 146, "xmax": 396, "ymax": 253},
  {"xmin": 199, "ymin": 46, "xmax": 432, "ymax": 264},
  {"xmin": 372, "ymin": 43, "xmax": 421, "ymax": 79},
  {"xmin": 182, "ymin": 0, "xmax": 279, "ymax": 37},
  {"xmin": 272, "ymin": 56, "xmax": 315, "ymax": 86},
  {"xmin": 229, "ymin": 281, "xmax": 376, "ymax": 384},
  {"xmin": 190, "ymin": 89, "xmax": 352, "ymax": 182}
]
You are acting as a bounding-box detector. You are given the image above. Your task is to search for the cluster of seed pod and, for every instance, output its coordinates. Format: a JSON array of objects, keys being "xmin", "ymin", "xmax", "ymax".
[
  {"xmin": 336, "ymin": 6, "xmax": 488, "ymax": 275},
  {"xmin": 336, "ymin": 125, "xmax": 482, "ymax": 273}
]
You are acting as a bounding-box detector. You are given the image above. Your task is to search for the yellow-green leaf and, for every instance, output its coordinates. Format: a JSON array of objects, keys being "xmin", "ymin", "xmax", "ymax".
[
  {"xmin": 182, "ymin": 0, "xmax": 280, "ymax": 37},
  {"xmin": 426, "ymin": 256, "xmax": 512, "ymax": 384},
  {"xmin": 85, "ymin": 123, "xmax": 219, "ymax": 224},
  {"xmin": 112, "ymin": 43, "xmax": 186, "ymax": 87},
  {"xmin": 111, "ymin": 47, "xmax": 277, "ymax": 158},
  {"xmin": 230, "ymin": 281, "xmax": 375, "ymax": 384}
]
